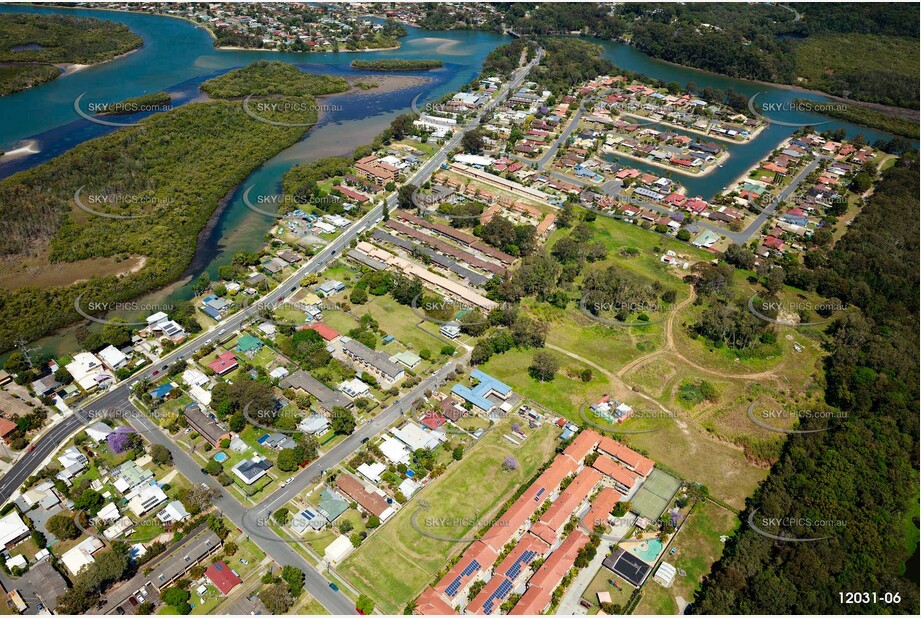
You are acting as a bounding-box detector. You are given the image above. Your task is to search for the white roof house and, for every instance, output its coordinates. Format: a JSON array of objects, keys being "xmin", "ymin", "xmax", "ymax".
[
  {"xmin": 65, "ymin": 352, "xmax": 112, "ymax": 392},
  {"xmin": 0, "ymin": 512, "xmax": 30, "ymax": 548},
  {"xmin": 188, "ymin": 384, "xmax": 212, "ymax": 406},
  {"xmin": 97, "ymin": 502, "xmax": 121, "ymax": 523},
  {"xmin": 398, "ymin": 477, "xmax": 421, "ymax": 498},
  {"xmin": 127, "ymin": 485, "xmax": 168, "ymax": 517},
  {"xmin": 57, "ymin": 446, "xmax": 88, "ymax": 482},
  {"xmin": 157, "ymin": 500, "xmax": 191, "ymax": 524},
  {"xmin": 339, "ymin": 378, "xmax": 371, "ymax": 399},
  {"xmin": 357, "ymin": 462, "xmax": 386, "ymax": 484},
  {"xmin": 324, "ymin": 534, "xmax": 354, "ymax": 564},
  {"xmin": 98, "ymin": 345, "xmax": 128, "ymax": 371},
  {"xmin": 146, "ymin": 311, "xmax": 168, "ymax": 326},
  {"xmin": 379, "ymin": 435, "xmax": 411, "ymax": 465},
  {"xmin": 391, "ymin": 423, "xmax": 443, "ymax": 452},
  {"xmin": 62, "ymin": 537, "xmax": 104, "ymax": 575},
  {"xmin": 86, "ymin": 421, "xmax": 114, "ymax": 443},
  {"xmin": 298, "ymin": 415, "xmax": 329, "ymax": 435},
  {"xmin": 182, "ymin": 368, "xmax": 209, "ymax": 388}
]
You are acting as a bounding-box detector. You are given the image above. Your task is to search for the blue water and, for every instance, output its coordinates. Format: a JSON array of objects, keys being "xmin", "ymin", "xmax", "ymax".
[
  {"xmin": 628, "ymin": 538, "xmax": 664, "ymax": 563},
  {"xmin": 0, "ymin": 5, "xmax": 912, "ymax": 358},
  {"xmin": 214, "ymin": 452, "xmax": 228, "ymax": 462}
]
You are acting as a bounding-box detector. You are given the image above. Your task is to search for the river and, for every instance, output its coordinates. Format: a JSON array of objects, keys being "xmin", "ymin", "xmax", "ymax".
[{"xmin": 0, "ymin": 5, "xmax": 907, "ymax": 359}]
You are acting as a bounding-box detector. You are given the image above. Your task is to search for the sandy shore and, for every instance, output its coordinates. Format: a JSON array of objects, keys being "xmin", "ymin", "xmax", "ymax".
[
  {"xmin": 341, "ymin": 74, "xmax": 432, "ymax": 96},
  {"xmin": 0, "ymin": 139, "xmax": 39, "ymax": 162},
  {"xmin": 54, "ymin": 47, "xmax": 140, "ymax": 79}
]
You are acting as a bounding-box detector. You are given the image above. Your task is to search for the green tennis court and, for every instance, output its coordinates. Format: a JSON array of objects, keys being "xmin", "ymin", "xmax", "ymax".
[{"xmin": 630, "ymin": 468, "xmax": 681, "ymax": 520}]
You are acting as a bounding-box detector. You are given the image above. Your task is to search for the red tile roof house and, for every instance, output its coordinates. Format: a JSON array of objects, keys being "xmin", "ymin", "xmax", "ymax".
[
  {"xmin": 598, "ymin": 437, "xmax": 655, "ymax": 477},
  {"xmin": 0, "ymin": 417, "xmax": 17, "ymax": 442},
  {"xmin": 205, "ymin": 561, "xmax": 242, "ymax": 595},
  {"xmin": 432, "ymin": 540, "xmax": 499, "ymax": 603},
  {"xmin": 593, "ymin": 455, "xmax": 642, "ymax": 495},
  {"xmin": 538, "ymin": 467, "xmax": 603, "ymax": 535},
  {"xmin": 415, "ymin": 587, "xmax": 459, "ymax": 615},
  {"xmin": 298, "ymin": 322, "xmax": 340, "ymax": 342},
  {"xmin": 208, "ymin": 351, "xmax": 238, "ymax": 376},
  {"xmin": 509, "ymin": 530, "xmax": 591, "ymax": 615},
  {"xmin": 582, "ymin": 486, "xmax": 622, "ymax": 532}
]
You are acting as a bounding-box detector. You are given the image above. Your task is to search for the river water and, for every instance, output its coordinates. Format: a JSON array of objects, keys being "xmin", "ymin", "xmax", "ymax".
[{"xmin": 0, "ymin": 4, "xmax": 905, "ymax": 359}]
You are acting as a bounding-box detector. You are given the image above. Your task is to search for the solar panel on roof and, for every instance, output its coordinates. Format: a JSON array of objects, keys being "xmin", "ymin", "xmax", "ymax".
[{"xmin": 535, "ymin": 487, "xmax": 546, "ymax": 500}]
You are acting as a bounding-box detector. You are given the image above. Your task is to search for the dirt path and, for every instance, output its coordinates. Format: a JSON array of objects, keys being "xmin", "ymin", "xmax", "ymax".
[
  {"xmin": 614, "ymin": 286, "xmax": 786, "ymax": 382},
  {"xmin": 545, "ymin": 343, "xmax": 678, "ymax": 419}
]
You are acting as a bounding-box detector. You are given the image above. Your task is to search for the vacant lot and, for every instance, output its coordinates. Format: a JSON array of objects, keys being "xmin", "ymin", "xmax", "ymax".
[{"xmin": 339, "ymin": 418, "xmax": 559, "ymax": 614}]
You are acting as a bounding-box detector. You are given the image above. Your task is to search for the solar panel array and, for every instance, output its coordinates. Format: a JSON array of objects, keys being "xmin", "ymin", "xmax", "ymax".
[
  {"xmin": 445, "ymin": 559, "xmax": 481, "ymax": 597},
  {"xmin": 482, "ymin": 578, "xmax": 514, "ymax": 614},
  {"xmin": 505, "ymin": 549, "xmax": 537, "ymax": 579},
  {"xmin": 534, "ymin": 487, "xmax": 546, "ymax": 501}
]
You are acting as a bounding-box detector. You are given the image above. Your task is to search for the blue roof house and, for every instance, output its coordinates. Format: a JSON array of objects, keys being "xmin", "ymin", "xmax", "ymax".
[{"xmin": 450, "ymin": 370, "xmax": 513, "ymax": 415}]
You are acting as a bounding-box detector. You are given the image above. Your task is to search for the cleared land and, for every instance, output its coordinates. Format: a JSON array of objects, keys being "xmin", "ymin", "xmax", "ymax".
[{"xmin": 338, "ymin": 417, "xmax": 559, "ymax": 614}]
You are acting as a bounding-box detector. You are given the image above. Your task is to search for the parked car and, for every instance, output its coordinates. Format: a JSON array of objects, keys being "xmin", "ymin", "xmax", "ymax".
[{"xmin": 328, "ymin": 582, "xmax": 339, "ymax": 592}]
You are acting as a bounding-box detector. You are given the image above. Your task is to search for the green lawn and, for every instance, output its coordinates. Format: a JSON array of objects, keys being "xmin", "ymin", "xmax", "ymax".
[
  {"xmin": 478, "ymin": 348, "xmax": 613, "ymax": 421},
  {"xmin": 339, "ymin": 418, "xmax": 560, "ymax": 614},
  {"xmin": 634, "ymin": 500, "xmax": 740, "ymax": 615},
  {"xmin": 582, "ymin": 568, "xmax": 635, "ymax": 612}
]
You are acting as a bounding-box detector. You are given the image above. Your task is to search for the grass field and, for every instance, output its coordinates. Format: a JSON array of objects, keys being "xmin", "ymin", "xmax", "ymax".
[
  {"xmin": 338, "ymin": 417, "xmax": 560, "ymax": 614},
  {"xmin": 478, "ymin": 348, "xmax": 629, "ymax": 419},
  {"xmin": 634, "ymin": 500, "xmax": 739, "ymax": 614}
]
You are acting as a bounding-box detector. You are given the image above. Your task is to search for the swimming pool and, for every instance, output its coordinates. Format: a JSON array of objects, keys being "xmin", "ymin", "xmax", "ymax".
[
  {"xmin": 627, "ymin": 538, "xmax": 664, "ymax": 563},
  {"xmin": 213, "ymin": 452, "xmax": 228, "ymax": 463}
]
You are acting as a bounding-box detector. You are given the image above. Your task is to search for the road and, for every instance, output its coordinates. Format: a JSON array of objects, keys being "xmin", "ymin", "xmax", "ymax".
[{"xmin": 0, "ymin": 46, "xmax": 543, "ymax": 614}]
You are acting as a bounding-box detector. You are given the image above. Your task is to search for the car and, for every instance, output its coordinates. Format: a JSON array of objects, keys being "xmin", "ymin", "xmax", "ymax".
[
  {"xmin": 200, "ymin": 467, "xmax": 208, "ymax": 475},
  {"xmin": 205, "ymin": 339, "xmax": 212, "ymax": 345},
  {"xmin": 579, "ymin": 600, "xmax": 592, "ymax": 609},
  {"xmin": 177, "ymin": 355, "xmax": 184, "ymax": 360},
  {"xmin": 161, "ymin": 365, "xmax": 168, "ymax": 371},
  {"xmin": 218, "ymin": 328, "xmax": 226, "ymax": 335},
  {"xmin": 240, "ymin": 558, "xmax": 249, "ymax": 566},
  {"xmin": 152, "ymin": 370, "xmax": 159, "ymax": 376},
  {"xmin": 328, "ymin": 582, "xmax": 339, "ymax": 592},
  {"xmin": 278, "ymin": 297, "xmax": 284, "ymax": 302},
  {"xmin": 291, "ymin": 286, "xmax": 296, "ymax": 292},
  {"xmin": 360, "ymin": 437, "xmax": 370, "ymax": 444}
]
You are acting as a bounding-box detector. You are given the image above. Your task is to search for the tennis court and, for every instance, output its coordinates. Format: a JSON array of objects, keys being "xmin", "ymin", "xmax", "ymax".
[{"xmin": 630, "ymin": 468, "xmax": 681, "ymax": 521}]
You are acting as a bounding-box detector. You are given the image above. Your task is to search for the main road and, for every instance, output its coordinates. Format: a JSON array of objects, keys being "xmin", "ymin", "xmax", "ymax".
[{"xmin": 0, "ymin": 45, "xmax": 543, "ymax": 613}]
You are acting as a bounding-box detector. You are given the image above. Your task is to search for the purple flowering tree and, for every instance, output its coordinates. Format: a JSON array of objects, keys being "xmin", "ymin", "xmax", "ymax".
[
  {"xmin": 107, "ymin": 427, "xmax": 137, "ymax": 454},
  {"xmin": 502, "ymin": 456, "xmax": 518, "ymax": 471}
]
